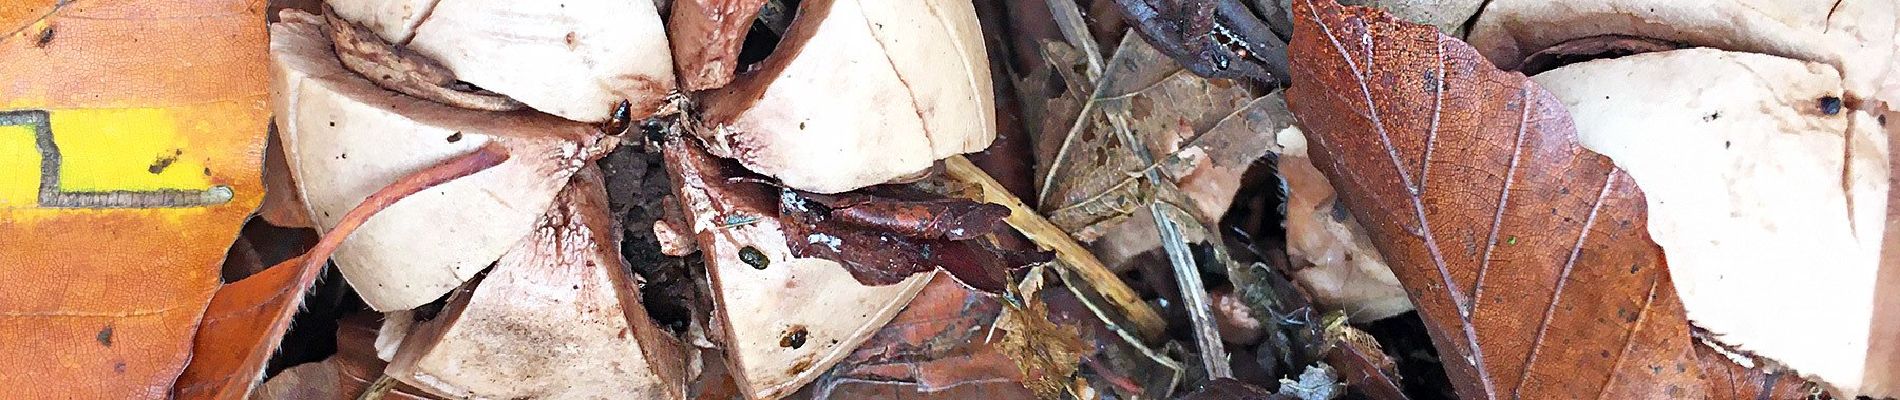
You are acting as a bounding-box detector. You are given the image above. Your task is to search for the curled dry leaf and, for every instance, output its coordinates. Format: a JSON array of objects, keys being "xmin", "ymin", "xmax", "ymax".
[
  {"xmin": 1286, "ymin": 0, "xmax": 1748, "ymax": 397},
  {"xmin": 326, "ymin": 0, "xmax": 676, "ymax": 122},
  {"xmin": 1536, "ymin": 48, "xmax": 1892, "ymax": 397},
  {"xmin": 321, "ymin": 9, "xmax": 525, "ymax": 112},
  {"xmin": 0, "ymin": 0, "xmax": 268, "ymax": 396},
  {"xmin": 386, "ymin": 168, "xmax": 688, "ymax": 400},
  {"xmin": 778, "ymin": 187, "xmax": 1033, "ymax": 292},
  {"xmin": 664, "ymin": 133, "xmax": 932, "ymax": 399},
  {"xmin": 697, "ymin": 0, "xmax": 995, "ymax": 194},
  {"xmin": 260, "ymin": 124, "xmax": 315, "ymax": 228},
  {"xmin": 1278, "ymin": 125, "xmax": 1412, "ymax": 322},
  {"xmin": 256, "ymin": 314, "xmax": 442, "ymax": 400},
  {"xmin": 1109, "ymin": 0, "xmax": 1290, "ymax": 84},
  {"xmin": 668, "ymin": 0, "xmax": 768, "ymax": 90},
  {"xmin": 812, "ymin": 274, "xmax": 1040, "ymax": 399},
  {"xmin": 271, "ymin": 11, "xmax": 610, "ymax": 310}
]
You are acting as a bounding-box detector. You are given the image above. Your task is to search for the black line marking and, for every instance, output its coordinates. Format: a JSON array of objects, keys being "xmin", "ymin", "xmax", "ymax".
[{"xmin": 1, "ymin": 109, "xmax": 233, "ymax": 209}]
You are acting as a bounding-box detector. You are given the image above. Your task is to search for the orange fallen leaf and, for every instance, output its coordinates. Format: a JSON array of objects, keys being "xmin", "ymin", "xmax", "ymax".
[{"xmin": 1, "ymin": 0, "xmax": 267, "ymax": 397}]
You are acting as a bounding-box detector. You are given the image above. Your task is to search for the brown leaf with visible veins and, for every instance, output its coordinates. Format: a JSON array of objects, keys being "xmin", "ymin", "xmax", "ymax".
[
  {"xmin": 1285, "ymin": 0, "xmax": 1718, "ymax": 397},
  {"xmin": 1694, "ymin": 340, "xmax": 1823, "ymax": 399}
]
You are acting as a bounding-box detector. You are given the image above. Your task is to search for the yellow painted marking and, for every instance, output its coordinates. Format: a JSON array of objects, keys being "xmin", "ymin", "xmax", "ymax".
[
  {"xmin": 50, "ymin": 108, "xmax": 211, "ymax": 192},
  {"xmin": 0, "ymin": 122, "xmax": 38, "ymax": 207}
]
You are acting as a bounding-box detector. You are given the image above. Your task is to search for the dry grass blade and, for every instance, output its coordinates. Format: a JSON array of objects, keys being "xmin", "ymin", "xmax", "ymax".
[{"xmin": 1284, "ymin": 0, "xmax": 1732, "ymax": 397}]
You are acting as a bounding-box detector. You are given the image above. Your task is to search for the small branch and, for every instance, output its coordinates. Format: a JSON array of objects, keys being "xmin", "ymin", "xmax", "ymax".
[{"xmin": 945, "ymin": 155, "xmax": 1167, "ymax": 342}]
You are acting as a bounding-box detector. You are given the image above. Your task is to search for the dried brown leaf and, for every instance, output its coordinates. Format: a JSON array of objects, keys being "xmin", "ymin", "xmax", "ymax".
[
  {"xmin": 1286, "ymin": 0, "xmax": 1714, "ymax": 397},
  {"xmin": 1036, "ymin": 32, "xmax": 1266, "ymax": 242}
]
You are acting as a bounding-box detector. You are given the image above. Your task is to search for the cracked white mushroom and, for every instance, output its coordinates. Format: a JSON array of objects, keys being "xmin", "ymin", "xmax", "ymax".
[
  {"xmin": 271, "ymin": 12, "xmax": 609, "ymax": 310},
  {"xmin": 665, "ymin": 136, "xmax": 930, "ymax": 400},
  {"xmin": 327, "ymin": 0, "xmax": 676, "ymax": 122},
  {"xmin": 387, "ymin": 169, "xmax": 688, "ymax": 400},
  {"xmin": 697, "ymin": 0, "xmax": 995, "ymax": 194}
]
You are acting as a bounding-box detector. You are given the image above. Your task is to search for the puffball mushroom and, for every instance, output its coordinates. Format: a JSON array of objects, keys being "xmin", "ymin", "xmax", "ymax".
[
  {"xmin": 1535, "ymin": 49, "xmax": 1893, "ymax": 398},
  {"xmin": 698, "ymin": 0, "xmax": 996, "ymax": 194},
  {"xmin": 326, "ymin": 0, "xmax": 676, "ymax": 122},
  {"xmin": 271, "ymin": 12, "xmax": 610, "ymax": 310}
]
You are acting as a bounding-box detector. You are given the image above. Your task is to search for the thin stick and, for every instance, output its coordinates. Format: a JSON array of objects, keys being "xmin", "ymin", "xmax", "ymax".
[
  {"xmin": 356, "ymin": 374, "xmax": 397, "ymax": 400},
  {"xmin": 945, "ymin": 155, "xmax": 1166, "ymax": 341}
]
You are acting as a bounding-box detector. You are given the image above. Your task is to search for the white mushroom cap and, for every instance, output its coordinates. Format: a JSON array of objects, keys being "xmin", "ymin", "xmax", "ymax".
[
  {"xmin": 270, "ymin": 12, "xmax": 607, "ymax": 310},
  {"xmin": 698, "ymin": 0, "xmax": 996, "ymax": 194},
  {"xmin": 328, "ymin": 0, "xmax": 677, "ymax": 122}
]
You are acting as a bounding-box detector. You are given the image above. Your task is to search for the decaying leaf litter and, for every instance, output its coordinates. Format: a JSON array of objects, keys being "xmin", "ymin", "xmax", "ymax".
[{"xmin": 3, "ymin": 0, "xmax": 1895, "ymax": 398}]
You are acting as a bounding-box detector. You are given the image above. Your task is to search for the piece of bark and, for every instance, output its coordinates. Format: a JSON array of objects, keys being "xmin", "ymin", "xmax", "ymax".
[
  {"xmin": 1536, "ymin": 48, "xmax": 1890, "ymax": 397},
  {"xmin": 1286, "ymin": 0, "xmax": 1710, "ymax": 397},
  {"xmin": 697, "ymin": 0, "xmax": 996, "ymax": 194},
  {"xmin": 665, "ymin": 134, "xmax": 932, "ymax": 399},
  {"xmin": 270, "ymin": 12, "xmax": 611, "ymax": 310},
  {"xmin": 327, "ymin": 0, "xmax": 676, "ymax": 122},
  {"xmin": 386, "ymin": 167, "xmax": 689, "ymax": 400},
  {"xmin": 1277, "ymin": 126, "xmax": 1412, "ymax": 322},
  {"xmin": 669, "ymin": 0, "xmax": 768, "ymax": 91}
]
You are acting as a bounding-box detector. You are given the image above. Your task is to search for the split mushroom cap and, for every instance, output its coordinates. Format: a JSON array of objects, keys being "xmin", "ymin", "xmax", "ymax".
[
  {"xmin": 270, "ymin": 12, "xmax": 608, "ymax": 311},
  {"xmin": 665, "ymin": 136, "xmax": 930, "ymax": 400},
  {"xmin": 387, "ymin": 169, "xmax": 688, "ymax": 400},
  {"xmin": 1466, "ymin": 0, "xmax": 1897, "ymax": 101},
  {"xmin": 669, "ymin": 0, "xmax": 769, "ymax": 90},
  {"xmin": 699, "ymin": 0, "xmax": 996, "ymax": 194},
  {"xmin": 327, "ymin": 0, "xmax": 677, "ymax": 122},
  {"xmin": 1537, "ymin": 49, "xmax": 1893, "ymax": 398}
]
